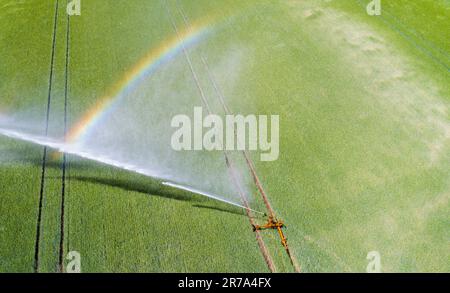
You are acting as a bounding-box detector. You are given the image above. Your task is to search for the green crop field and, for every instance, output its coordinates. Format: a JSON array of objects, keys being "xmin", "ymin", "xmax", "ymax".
[{"xmin": 0, "ymin": 0, "xmax": 448, "ymax": 273}]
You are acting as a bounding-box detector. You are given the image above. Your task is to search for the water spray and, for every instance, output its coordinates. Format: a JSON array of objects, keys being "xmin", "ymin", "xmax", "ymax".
[
  {"xmin": 162, "ymin": 181, "xmax": 265, "ymax": 215},
  {"xmin": 0, "ymin": 127, "xmax": 263, "ymax": 215}
]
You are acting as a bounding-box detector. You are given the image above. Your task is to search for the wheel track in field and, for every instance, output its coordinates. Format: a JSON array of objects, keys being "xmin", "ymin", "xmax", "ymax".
[
  {"xmin": 34, "ymin": 0, "xmax": 60, "ymax": 273},
  {"xmin": 58, "ymin": 11, "xmax": 70, "ymax": 273},
  {"xmin": 173, "ymin": 0, "xmax": 302, "ymax": 273},
  {"xmin": 355, "ymin": 0, "xmax": 450, "ymax": 71},
  {"xmin": 163, "ymin": 0, "xmax": 277, "ymax": 272}
]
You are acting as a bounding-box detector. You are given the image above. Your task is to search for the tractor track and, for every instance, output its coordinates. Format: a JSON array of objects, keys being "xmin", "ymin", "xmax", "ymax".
[
  {"xmin": 33, "ymin": 0, "xmax": 60, "ymax": 273},
  {"xmin": 173, "ymin": 0, "xmax": 301, "ymax": 272},
  {"xmin": 355, "ymin": 0, "xmax": 450, "ymax": 71},
  {"xmin": 58, "ymin": 11, "xmax": 70, "ymax": 273},
  {"xmin": 164, "ymin": 0, "xmax": 277, "ymax": 272},
  {"xmin": 234, "ymin": 2, "xmax": 303, "ymax": 272}
]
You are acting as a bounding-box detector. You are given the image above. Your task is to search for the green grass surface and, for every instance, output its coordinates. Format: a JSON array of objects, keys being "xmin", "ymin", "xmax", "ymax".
[{"xmin": 0, "ymin": 0, "xmax": 449, "ymax": 272}]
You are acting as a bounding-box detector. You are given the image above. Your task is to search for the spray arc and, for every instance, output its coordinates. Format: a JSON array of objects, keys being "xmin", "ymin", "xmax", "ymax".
[{"xmin": 0, "ymin": 127, "xmax": 264, "ymax": 216}]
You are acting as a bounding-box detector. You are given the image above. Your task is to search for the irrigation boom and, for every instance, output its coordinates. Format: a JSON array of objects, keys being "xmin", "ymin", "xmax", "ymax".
[{"xmin": 253, "ymin": 216, "xmax": 288, "ymax": 249}]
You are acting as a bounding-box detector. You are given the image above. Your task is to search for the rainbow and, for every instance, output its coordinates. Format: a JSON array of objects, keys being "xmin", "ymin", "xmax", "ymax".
[{"xmin": 66, "ymin": 15, "xmax": 216, "ymax": 143}]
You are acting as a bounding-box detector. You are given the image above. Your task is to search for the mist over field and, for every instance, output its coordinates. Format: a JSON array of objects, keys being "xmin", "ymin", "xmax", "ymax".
[{"xmin": 0, "ymin": 0, "xmax": 448, "ymax": 273}]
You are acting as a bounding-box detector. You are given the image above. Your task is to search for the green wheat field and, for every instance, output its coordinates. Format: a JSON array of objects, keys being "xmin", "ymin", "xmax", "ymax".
[{"xmin": 0, "ymin": 0, "xmax": 448, "ymax": 272}]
